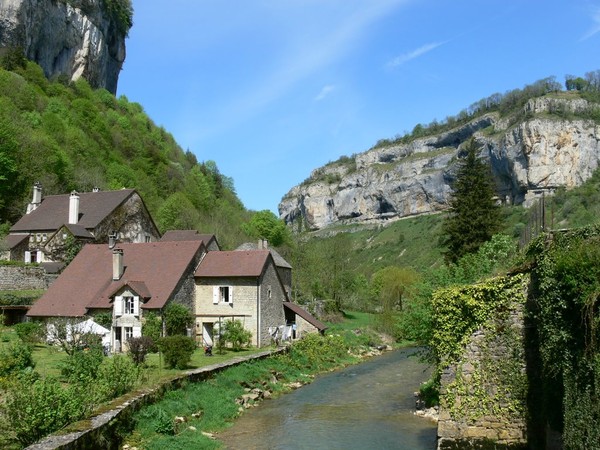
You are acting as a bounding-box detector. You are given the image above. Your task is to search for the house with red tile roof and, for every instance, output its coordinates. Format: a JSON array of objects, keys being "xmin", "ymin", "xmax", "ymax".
[
  {"xmin": 194, "ymin": 250, "xmax": 325, "ymax": 348},
  {"xmin": 28, "ymin": 240, "xmax": 205, "ymax": 352},
  {"xmin": 2, "ymin": 184, "xmax": 160, "ymax": 266}
]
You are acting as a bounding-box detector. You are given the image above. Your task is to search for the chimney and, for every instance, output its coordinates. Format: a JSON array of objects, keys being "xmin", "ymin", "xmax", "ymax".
[
  {"xmin": 68, "ymin": 191, "xmax": 79, "ymax": 224},
  {"xmin": 26, "ymin": 182, "xmax": 42, "ymax": 214},
  {"xmin": 112, "ymin": 249, "xmax": 124, "ymax": 280},
  {"xmin": 108, "ymin": 232, "xmax": 117, "ymax": 249}
]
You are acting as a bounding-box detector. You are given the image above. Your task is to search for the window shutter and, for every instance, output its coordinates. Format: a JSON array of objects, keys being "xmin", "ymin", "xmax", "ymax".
[
  {"xmin": 133, "ymin": 326, "xmax": 141, "ymax": 338},
  {"xmin": 24, "ymin": 251, "xmax": 31, "ymax": 263},
  {"xmin": 37, "ymin": 251, "xmax": 43, "ymax": 262},
  {"xmin": 228, "ymin": 286, "xmax": 233, "ymax": 304},
  {"xmin": 213, "ymin": 287, "xmax": 219, "ymax": 304},
  {"xmin": 133, "ymin": 296, "xmax": 139, "ymax": 316},
  {"xmin": 114, "ymin": 296, "xmax": 123, "ymax": 316}
]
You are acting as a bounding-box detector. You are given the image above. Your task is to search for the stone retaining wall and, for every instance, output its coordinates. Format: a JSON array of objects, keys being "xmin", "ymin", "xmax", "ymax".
[
  {"xmin": 0, "ymin": 265, "xmax": 48, "ymax": 290},
  {"xmin": 27, "ymin": 348, "xmax": 286, "ymax": 450}
]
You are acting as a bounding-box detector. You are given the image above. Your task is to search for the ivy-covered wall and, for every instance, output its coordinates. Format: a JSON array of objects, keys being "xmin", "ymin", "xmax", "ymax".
[{"xmin": 434, "ymin": 275, "xmax": 529, "ymax": 450}]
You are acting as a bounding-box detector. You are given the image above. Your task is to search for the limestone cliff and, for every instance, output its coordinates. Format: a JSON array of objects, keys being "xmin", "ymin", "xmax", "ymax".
[
  {"xmin": 279, "ymin": 97, "xmax": 600, "ymax": 230},
  {"xmin": 0, "ymin": 0, "xmax": 131, "ymax": 94}
]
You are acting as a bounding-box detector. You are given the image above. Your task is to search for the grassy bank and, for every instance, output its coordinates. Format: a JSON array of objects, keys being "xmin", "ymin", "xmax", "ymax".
[{"xmin": 122, "ymin": 315, "xmax": 387, "ymax": 449}]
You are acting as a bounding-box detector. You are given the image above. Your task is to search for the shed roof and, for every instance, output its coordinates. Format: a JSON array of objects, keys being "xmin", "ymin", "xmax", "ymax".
[
  {"xmin": 161, "ymin": 230, "xmax": 218, "ymax": 247},
  {"xmin": 283, "ymin": 302, "xmax": 327, "ymax": 332},
  {"xmin": 28, "ymin": 240, "xmax": 204, "ymax": 317}
]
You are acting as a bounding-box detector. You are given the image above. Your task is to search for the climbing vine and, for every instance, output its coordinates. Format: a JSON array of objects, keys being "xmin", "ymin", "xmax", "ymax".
[
  {"xmin": 431, "ymin": 274, "xmax": 528, "ymax": 423},
  {"xmin": 527, "ymin": 224, "xmax": 600, "ymax": 447}
]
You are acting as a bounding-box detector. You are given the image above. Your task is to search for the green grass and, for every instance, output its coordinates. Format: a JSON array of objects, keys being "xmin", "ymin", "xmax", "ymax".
[{"xmin": 122, "ymin": 333, "xmax": 364, "ymax": 450}]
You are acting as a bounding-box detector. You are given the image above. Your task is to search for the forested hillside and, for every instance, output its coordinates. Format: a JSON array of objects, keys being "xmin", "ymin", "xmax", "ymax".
[{"xmin": 0, "ymin": 59, "xmax": 251, "ymax": 248}]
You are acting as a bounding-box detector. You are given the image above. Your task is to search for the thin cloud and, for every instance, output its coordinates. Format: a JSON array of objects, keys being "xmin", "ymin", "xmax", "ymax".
[
  {"xmin": 386, "ymin": 41, "xmax": 445, "ymax": 68},
  {"xmin": 580, "ymin": 6, "xmax": 600, "ymax": 41},
  {"xmin": 314, "ymin": 85, "xmax": 336, "ymax": 101}
]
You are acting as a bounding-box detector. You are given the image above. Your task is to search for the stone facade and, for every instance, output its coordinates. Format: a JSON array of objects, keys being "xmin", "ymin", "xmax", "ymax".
[
  {"xmin": 195, "ymin": 260, "xmax": 286, "ymax": 348},
  {"xmin": 437, "ymin": 305, "xmax": 527, "ymax": 450},
  {"xmin": 0, "ymin": 265, "xmax": 48, "ymax": 290}
]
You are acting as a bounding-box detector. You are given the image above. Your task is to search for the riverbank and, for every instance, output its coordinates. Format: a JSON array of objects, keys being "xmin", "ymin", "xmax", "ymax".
[{"xmin": 121, "ymin": 333, "xmax": 398, "ymax": 449}]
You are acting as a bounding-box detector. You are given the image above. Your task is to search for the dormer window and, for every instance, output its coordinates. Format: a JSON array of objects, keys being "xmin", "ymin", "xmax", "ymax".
[{"xmin": 124, "ymin": 296, "xmax": 135, "ymax": 315}]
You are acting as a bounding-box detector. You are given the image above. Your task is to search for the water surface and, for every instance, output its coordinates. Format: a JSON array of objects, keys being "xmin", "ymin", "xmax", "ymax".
[{"xmin": 218, "ymin": 348, "xmax": 437, "ymax": 450}]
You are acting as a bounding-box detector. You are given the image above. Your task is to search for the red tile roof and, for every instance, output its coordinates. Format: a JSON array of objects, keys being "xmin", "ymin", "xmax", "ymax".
[
  {"xmin": 27, "ymin": 240, "xmax": 204, "ymax": 317},
  {"xmin": 195, "ymin": 250, "xmax": 271, "ymax": 278},
  {"xmin": 11, "ymin": 189, "xmax": 136, "ymax": 232},
  {"xmin": 161, "ymin": 230, "xmax": 217, "ymax": 247},
  {"xmin": 3, "ymin": 233, "xmax": 29, "ymax": 249}
]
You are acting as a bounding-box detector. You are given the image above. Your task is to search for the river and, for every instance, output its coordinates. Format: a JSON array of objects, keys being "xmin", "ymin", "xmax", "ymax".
[{"xmin": 218, "ymin": 348, "xmax": 437, "ymax": 450}]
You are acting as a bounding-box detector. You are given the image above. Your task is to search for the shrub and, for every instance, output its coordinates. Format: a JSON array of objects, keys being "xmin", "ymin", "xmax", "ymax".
[
  {"xmin": 60, "ymin": 346, "xmax": 104, "ymax": 383},
  {"xmin": 4, "ymin": 374, "xmax": 92, "ymax": 446},
  {"xmin": 221, "ymin": 319, "xmax": 252, "ymax": 351},
  {"xmin": 127, "ymin": 335, "xmax": 154, "ymax": 365},
  {"xmin": 158, "ymin": 335, "xmax": 196, "ymax": 369},
  {"xmin": 98, "ymin": 354, "xmax": 139, "ymax": 399},
  {"xmin": 14, "ymin": 321, "xmax": 43, "ymax": 344},
  {"xmin": 142, "ymin": 312, "xmax": 162, "ymax": 351},
  {"xmin": 164, "ymin": 303, "xmax": 194, "ymax": 336},
  {"xmin": 0, "ymin": 340, "xmax": 34, "ymax": 377}
]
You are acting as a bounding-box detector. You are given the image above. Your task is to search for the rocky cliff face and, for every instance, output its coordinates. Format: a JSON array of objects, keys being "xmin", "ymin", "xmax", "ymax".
[
  {"xmin": 279, "ymin": 97, "xmax": 600, "ymax": 230},
  {"xmin": 0, "ymin": 0, "xmax": 129, "ymax": 93}
]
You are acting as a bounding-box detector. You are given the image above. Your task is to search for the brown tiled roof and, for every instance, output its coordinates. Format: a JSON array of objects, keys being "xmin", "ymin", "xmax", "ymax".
[
  {"xmin": 105, "ymin": 280, "xmax": 152, "ymax": 300},
  {"xmin": 283, "ymin": 302, "xmax": 328, "ymax": 332},
  {"xmin": 27, "ymin": 240, "xmax": 203, "ymax": 317},
  {"xmin": 161, "ymin": 230, "xmax": 217, "ymax": 247},
  {"xmin": 11, "ymin": 189, "xmax": 136, "ymax": 232},
  {"xmin": 235, "ymin": 242, "xmax": 292, "ymax": 269},
  {"xmin": 3, "ymin": 233, "xmax": 29, "ymax": 249},
  {"xmin": 195, "ymin": 250, "xmax": 271, "ymax": 278},
  {"xmin": 63, "ymin": 223, "xmax": 94, "ymax": 239}
]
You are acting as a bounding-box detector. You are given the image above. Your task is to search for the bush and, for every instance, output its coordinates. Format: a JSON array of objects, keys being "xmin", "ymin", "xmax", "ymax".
[
  {"xmin": 14, "ymin": 321, "xmax": 43, "ymax": 344},
  {"xmin": 60, "ymin": 346, "xmax": 104, "ymax": 383},
  {"xmin": 0, "ymin": 340, "xmax": 34, "ymax": 377},
  {"xmin": 164, "ymin": 303, "xmax": 194, "ymax": 336},
  {"xmin": 142, "ymin": 312, "xmax": 162, "ymax": 351},
  {"xmin": 4, "ymin": 374, "xmax": 92, "ymax": 446},
  {"xmin": 98, "ymin": 354, "xmax": 139, "ymax": 399},
  {"xmin": 127, "ymin": 335, "xmax": 154, "ymax": 365},
  {"xmin": 221, "ymin": 319, "xmax": 252, "ymax": 351},
  {"xmin": 158, "ymin": 335, "xmax": 196, "ymax": 369}
]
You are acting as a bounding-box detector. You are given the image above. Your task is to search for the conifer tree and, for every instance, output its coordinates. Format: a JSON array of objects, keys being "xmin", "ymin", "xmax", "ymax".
[{"xmin": 440, "ymin": 138, "xmax": 502, "ymax": 263}]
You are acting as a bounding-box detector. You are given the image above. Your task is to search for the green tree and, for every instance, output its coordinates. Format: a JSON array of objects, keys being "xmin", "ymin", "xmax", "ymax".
[
  {"xmin": 242, "ymin": 209, "xmax": 290, "ymax": 247},
  {"xmin": 440, "ymin": 138, "xmax": 502, "ymax": 263},
  {"xmin": 164, "ymin": 303, "xmax": 193, "ymax": 336}
]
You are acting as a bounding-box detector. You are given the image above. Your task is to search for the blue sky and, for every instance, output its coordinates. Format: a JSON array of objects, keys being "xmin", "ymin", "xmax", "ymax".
[{"xmin": 118, "ymin": 0, "xmax": 600, "ymax": 214}]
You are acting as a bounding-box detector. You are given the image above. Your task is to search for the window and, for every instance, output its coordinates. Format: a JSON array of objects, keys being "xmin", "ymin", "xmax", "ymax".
[
  {"xmin": 124, "ymin": 296, "xmax": 135, "ymax": 314},
  {"xmin": 124, "ymin": 327, "xmax": 133, "ymax": 341},
  {"xmin": 220, "ymin": 286, "xmax": 230, "ymax": 303}
]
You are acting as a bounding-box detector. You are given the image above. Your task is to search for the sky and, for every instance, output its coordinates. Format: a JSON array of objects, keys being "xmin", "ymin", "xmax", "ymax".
[{"xmin": 118, "ymin": 0, "xmax": 600, "ymax": 214}]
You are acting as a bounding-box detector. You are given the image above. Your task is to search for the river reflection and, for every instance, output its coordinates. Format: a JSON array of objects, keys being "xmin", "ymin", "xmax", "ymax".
[{"xmin": 218, "ymin": 348, "xmax": 437, "ymax": 450}]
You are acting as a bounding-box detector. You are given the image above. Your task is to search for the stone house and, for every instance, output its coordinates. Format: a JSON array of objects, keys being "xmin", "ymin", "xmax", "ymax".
[
  {"xmin": 27, "ymin": 240, "xmax": 206, "ymax": 352},
  {"xmin": 194, "ymin": 250, "xmax": 325, "ymax": 348},
  {"xmin": 2, "ymin": 183, "xmax": 160, "ymax": 266},
  {"xmin": 236, "ymin": 240, "xmax": 292, "ymax": 297}
]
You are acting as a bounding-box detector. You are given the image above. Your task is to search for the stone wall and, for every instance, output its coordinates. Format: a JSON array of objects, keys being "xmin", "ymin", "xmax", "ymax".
[
  {"xmin": 0, "ymin": 265, "xmax": 48, "ymax": 290},
  {"xmin": 437, "ymin": 304, "xmax": 528, "ymax": 450},
  {"xmin": 258, "ymin": 261, "xmax": 286, "ymax": 346},
  {"xmin": 26, "ymin": 348, "xmax": 285, "ymax": 450}
]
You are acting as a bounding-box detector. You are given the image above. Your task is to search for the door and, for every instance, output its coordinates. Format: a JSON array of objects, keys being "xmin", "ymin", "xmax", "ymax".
[{"xmin": 202, "ymin": 323, "xmax": 214, "ymax": 346}]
